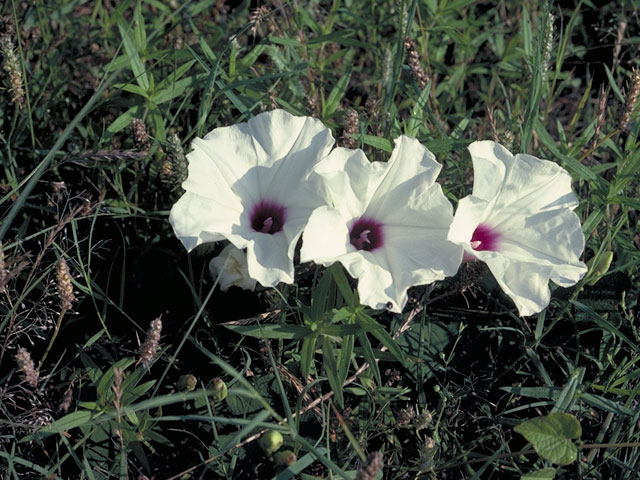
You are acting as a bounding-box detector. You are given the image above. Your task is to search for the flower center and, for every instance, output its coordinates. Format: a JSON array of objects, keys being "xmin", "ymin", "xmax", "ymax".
[
  {"xmin": 250, "ymin": 201, "xmax": 286, "ymax": 234},
  {"xmin": 349, "ymin": 217, "xmax": 384, "ymax": 251},
  {"xmin": 470, "ymin": 224, "xmax": 500, "ymax": 251}
]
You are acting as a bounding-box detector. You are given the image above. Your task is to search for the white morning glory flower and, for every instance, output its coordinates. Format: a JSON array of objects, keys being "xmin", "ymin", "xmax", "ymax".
[
  {"xmin": 300, "ymin": 135, "xmax": 463, "ymax": 312},
  {"xmin": 209, "ymin": 244, "xmax": 257, "ymax": 291},
  {"xmin": 169, "ymin": 109, "xmax": 335, "ymax": 287},
  {"xmin": 447, "ymin": 140, "xmax": 588, "ymax": 316}
]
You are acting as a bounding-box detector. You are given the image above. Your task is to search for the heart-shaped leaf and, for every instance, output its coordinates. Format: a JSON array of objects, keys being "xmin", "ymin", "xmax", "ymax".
[{"xmin": 514, "ymin": 413, "xmax": 581, "ymax": 465}]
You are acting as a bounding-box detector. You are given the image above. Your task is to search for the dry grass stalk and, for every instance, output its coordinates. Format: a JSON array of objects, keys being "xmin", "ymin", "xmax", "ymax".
[
  {"xmin": 612, "ymin": 19, "xmax": 627, "ymax": 72},
  {"xmin": 486, "ymin": 105, "xmax": 499, "ymax": 142},
  {"xmin": 591, "ymin": 86, "xmax": 608, "ymax": 152}
]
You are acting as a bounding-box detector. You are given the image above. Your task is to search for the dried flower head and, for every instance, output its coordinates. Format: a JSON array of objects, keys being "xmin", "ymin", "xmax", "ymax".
[
  {"xmin": 58, "ymin": 383, "xmax": 73, "ymax": 413},
  {"xmin": 131, "ymin": 118, "xmax": 151, "ymax": 150},
  {"xmin": 56, "ymin": 258, "xmax": 76, "ymax": 311},
  {"xmin": 340, "ymin": 109, "xmax": 360, "ymax": 149},
  {"xmin": 541, "ymin": 12, "xmax": 555, "ymax": 82},
  {"xmin": 404, "ymin": 37, "xmax": 428, "ymax": 89},
  {"xmin": 620, "ymin": 68, "xmax": 640, "ymax": 132},
  {"xmin": 355, "ymin": 452, "xmax": 383, "ymax": 480},
  {"xmin": 249, "ymin": 6, "xmax": 271, "ymax": 37},
  {"xmin": 160, "ymin": 133, "xmax": 188, "ymax": 189},
  {"xmin": 15, "ymin": 347, "xmax": 38, "ymax": 388},
  {"xmin": 0, "ymin": 34, "xmax": 25, "ymax": 107},
  {"xmin": 139, "ymin": 316, "xmax": 162, "ymax": 368}
]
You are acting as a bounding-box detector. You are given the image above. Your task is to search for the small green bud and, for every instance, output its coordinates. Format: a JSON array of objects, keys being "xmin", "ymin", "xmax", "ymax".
[
  {"xmin": 208, "ymin": 377, "xmax": 227, "ymax": 403},
  {"xmin": 274, "ymin": 449, "xmax": 296, "ymax": 466},
  {"xmin": 586, "ymin": 251, "xmax": 614, "ymax": 286},
  {"xmin": 259, "ymin": 430, "xmax": 283, "ymax": 454},
  {"xmin": 177, "ymin": 374, "xmax": 197, "ymax": 392}
]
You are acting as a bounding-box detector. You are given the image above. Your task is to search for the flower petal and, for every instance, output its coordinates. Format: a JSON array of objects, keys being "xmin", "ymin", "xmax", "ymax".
[
  {"xmin": 304, "ymin": 138, "xmax": 461, "ymax": 312},
  {"xmin": 485, "ymin": 256, "xmax": 553, "ymax": 317},
  {"xmin": 340, "ymin": 251, "xmax": 397, "ymax": 311},
  {"xmin": 469, "ymin": 141, "xmax": 578, "ymax": 216},
  {"xmin": 367, "ymin": 135, "xmax": 442, "ymax": 218},
  {"xmin": 452, "ymin": 141, "xmax": 588, "ymax": 316},
  {"xmin": 245, "ymin": 232, "xmax": 294, "ymax": 286},
  {"xmin": 300, "ymin": 206, "xmax": 350, "ymax": 264},
  {"xmin": 171, "ymin": 109, "xmax": 336, "ymax": 286},
  {"xmin": 169, "ymin": 192, "xmax": 242, "ymax": 251},
  {"xmin": 312, "ymin": 147, "xmax": 386, "ymax": 219},
  {"xmin": 447, "ymin": 196, "xmax": 490, "ymax": 248}
]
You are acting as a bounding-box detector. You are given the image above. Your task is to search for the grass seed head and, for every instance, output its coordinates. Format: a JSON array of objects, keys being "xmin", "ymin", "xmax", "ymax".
[
  {"xmin": 340, "ymin": 109, "xmax": 360, "ymax": 148},
  {"xmin": 404, "ymin": 37, "xmax": 428, "ymax": 90},
  {"xmin": 139, "ymin": 316, "xmax": 162, "ymax": 368},
  {"xmin": 131, "ymin": 118, "xmax": 151, "ymax": 150},
  {"xmin": 15, "ymin": 347, "xmax": 38, "ymax": 388},
  {"xmin": 355, "ymin": 452, "xmax": 383, "ymax": 480},
  {"xmin": 56, "ymin": 258, "xmax": 75, "ymax": 312},
  {"xmin": 620, "ymin": 68, "xmax": 640, "ymax": 132}
]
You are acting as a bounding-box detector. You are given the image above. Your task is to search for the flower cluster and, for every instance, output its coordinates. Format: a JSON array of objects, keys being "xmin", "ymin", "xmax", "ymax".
[{"xmin": 170, "ymin": 110, "xmax": 587, "ymax": 316}]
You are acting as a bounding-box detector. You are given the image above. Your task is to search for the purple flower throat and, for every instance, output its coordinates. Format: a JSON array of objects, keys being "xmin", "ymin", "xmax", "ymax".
[
  {"xmin": 250, "ymin": 200, "xmax": 286, "ymax": 234},
  {"xmin": 470, "ymin": 224, "xmax": 500, "ymax": 251},
  {"xmin": 350, "ymin": 217, "xmax": 384, "ymax": 251}
]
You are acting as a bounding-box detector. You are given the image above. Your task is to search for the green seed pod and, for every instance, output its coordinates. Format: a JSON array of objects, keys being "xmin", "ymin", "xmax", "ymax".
[
  {"xmin": 274, "ymin": 450, "xmax": 296, "ymax": 466},
  {"xmin": 208, "ymin": 377, "xmax": 228, "ymax": 403},
  {"xmin": 259, "ymin": 430, "xmax": 283, "ymax": 454},
  {"xmin": 177, "ymin": 374, "xmax": 197, "ymax": 392}
]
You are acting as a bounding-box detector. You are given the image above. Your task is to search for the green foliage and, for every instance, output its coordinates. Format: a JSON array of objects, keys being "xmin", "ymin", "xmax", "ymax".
[
  {"xmin": 521, "ymin": 468, "xmax": 557, "ymax": 480},
  {"xmin": 514, "ymin": 413, "xmax": 582, "ymax": 465}
]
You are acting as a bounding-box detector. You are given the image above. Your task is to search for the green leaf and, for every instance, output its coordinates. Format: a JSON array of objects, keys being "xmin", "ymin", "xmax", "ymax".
[
  {"xmin": 300, "ymin": 334, "xmax": 318, "ymax": 379},
  {"xmin": 357, "ymin": 333, "xmax": 381, "ymax": 386},
  {"xmin": 330, "ymin": 265, "xmax": 356, "ymax": 306},
  {"xmin": 310, "ymin": 267, "xmax": 335, "ymax": 322},
  {"xmin": 117, "ymin": 19, "xmax": 149, "ymax": 91},
  {"xmin": 223, "ymin": 324, "xmax": 312, "ymax": 339},
  {"xmin": 521, "ymin": 468, "xmax": 556, "ymax": 480},
  {"xmin": 337, "ymin": 334, "xmax": 354, "ymax": 389},
  {"xmin": 514, "ymin": 413, "xmax": 582, "ymax": 465},
  {"xmin": 393, "ymin": 319, "xmax": 458, "ymax": 381},
  {"xmin": 361, "ymin": 135, "xmax": 392, "ymax": 152},
  {"xmin": 355, "ymin": 311, "xmax": 405, "ymax": 364},
  {"xmin": 323, "ymin": 338, "xmax": 344, "ymax": 408},
  {"xmin": 28, "ymin": 410, "xmax": 102, "ymax": 440},
  {"xmin": 324, "ymin": 68, "xmax": 352, "ymax": 118}
]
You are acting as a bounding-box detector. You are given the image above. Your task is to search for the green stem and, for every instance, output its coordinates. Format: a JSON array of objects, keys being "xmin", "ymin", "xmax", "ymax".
[{"xmin": 40, "ymin": 308, "xmax": 66, "ymax": 365}]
